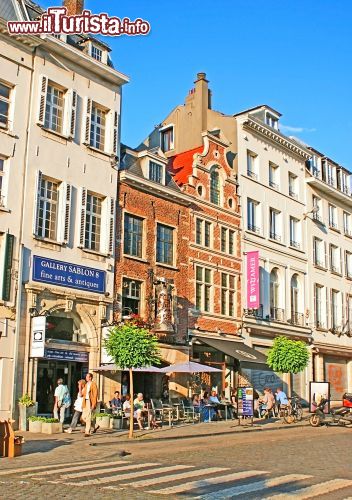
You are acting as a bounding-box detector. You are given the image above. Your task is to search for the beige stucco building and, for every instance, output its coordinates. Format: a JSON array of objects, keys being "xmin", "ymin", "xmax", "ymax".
[
  {"xmin": 0, "ymin": 0, "xmax": 128, "ymax": 420},
  {"xmin": 305, "ymin": 150, "xmax": 352, "ymax": 400}
]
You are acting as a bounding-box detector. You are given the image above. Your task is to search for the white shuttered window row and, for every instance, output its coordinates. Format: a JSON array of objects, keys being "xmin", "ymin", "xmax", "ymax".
[
  {"xmin": 37, "ymin": 75, "xmax": 77, "ymax": 139},
  {"xmin": 37, "ymin": 76, "xmax": 118, "ymax": 152},
  {"xmin": 33, "ymin": 173, "xmax": 114, "ymax": 253}
]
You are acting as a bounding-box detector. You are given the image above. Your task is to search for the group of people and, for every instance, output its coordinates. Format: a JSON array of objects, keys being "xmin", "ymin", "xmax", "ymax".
[
  {"xmin": 53, "ymin": 373, "xmax": 99, "ymax": 437},
  {"xmin": 109, "ymin": 391, "xmax": 159, "ymax": 430},
  {"xmin": 258, "ymin": 387, "xmax": 289, "ymax": 417},
  {"xmin": 191, "ymin": 390, "xmax": 237, "ymax": 422}
]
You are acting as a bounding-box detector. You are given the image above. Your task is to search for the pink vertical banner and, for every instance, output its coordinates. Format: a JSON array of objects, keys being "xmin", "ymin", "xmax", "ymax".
[{"xmin": 246, "ymin": 251, "xmax": 259, "ymax": 309}]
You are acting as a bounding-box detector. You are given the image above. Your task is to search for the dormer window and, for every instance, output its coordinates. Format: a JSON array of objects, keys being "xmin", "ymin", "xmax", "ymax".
[
  {"xmin": 91, "ymin": 45, "xmax": 103, "ymax": 62},
  {"xmin": 149, "ymin": 161, "xmax": 163, "ymax": 184},
  {"xmin": 265, "ymin": 113, "xmax": 279, "ymax": 130},
  {"xmin": 160, "ymin": 126, "xmax": 174, "ymax": 152}
]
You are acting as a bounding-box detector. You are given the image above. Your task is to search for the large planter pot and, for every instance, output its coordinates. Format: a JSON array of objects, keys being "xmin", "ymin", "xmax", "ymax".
[
  {"xmin": 19, "ymin": 404, "xmax": 37, "ymax": 431},
  {"xmin": 28, "ymin": 420, "xmax": 42, "ymax": 433},
  {"xmin": 110, "ymin": 418, "xmax": 123, "ymax": 430},
  {"xmin": 41, "ymin": 422, "xmax": 63, "ymax": 434},
  {"xmin": 96, "ymin": 415, "xmax": 110, "ymax": 429}
]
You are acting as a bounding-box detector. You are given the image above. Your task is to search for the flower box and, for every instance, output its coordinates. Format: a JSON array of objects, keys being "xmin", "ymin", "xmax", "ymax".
[
  {"xmin": 96, "ymin": 414, "xmax": 111, "ymax": 429},
  {"xmin": 110, "ymin": 417, "xmax": 123, "ymax": 430},
  {"xmin": 41, "ymin": 422, "xmax": 63, "ymax": 434},
  {"xmin": 28, "ymin": 419, "xmax": 43, "ymax": 433}
]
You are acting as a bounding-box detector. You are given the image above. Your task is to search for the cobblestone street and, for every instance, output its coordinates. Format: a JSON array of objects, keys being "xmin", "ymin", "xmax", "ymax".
[{"xmin": 1, "ymin": 422, "xmax": 351, "ymax": 499}]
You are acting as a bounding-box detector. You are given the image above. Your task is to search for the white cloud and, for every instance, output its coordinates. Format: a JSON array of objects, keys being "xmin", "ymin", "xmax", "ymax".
[{"xmin": 280, "ymin": 124, "xmax": 317, "ymax": 133}]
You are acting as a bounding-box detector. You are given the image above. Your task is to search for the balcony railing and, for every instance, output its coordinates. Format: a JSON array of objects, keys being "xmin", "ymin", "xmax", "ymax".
[
  {"xmin": 247, "ymin": 224, "xmax": 260, "ymax": 234},
  {"xmin": 289, "ymin": 312, "xmax": 304, "ymax": 326},
  {"xmin": 312, "ymin": 168, "xmax": 321, "ymax": 178},
  {"xmin": 290, "ymin": 240, "xmax": 300, "ymax": 249},
  {"xmin": 244, "ymin": 304, "xmax": 264, "ymax": 319},
  {"xmin": 270, "ymin": 307, "xmax": 285, "ymax": 322},
  {"xmin": 270, "ymin": 231, "xmax": 281, "ymax": 242},
  {"xmin": 313, "ymin": 212, "xmax": 323, "ymax": 223},
  {"xmin": 269, "ymin": 180, "xmax": 279, "ymax": 189},
  {"xmin": 289, "ymin": 188, "xmax": 298, "ymax": 199},
  {"xmin": 329, "ymin": 221, "xmax": 338, "ymax": 230},
  {"xmin": 247, "ymin": 170, "xmax": 258, "ymax": 180}
]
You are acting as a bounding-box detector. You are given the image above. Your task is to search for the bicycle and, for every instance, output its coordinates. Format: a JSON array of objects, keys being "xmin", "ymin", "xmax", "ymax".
[{"xmin": 281, "ymin": 397, "xmax": 303, "ymax": 424}]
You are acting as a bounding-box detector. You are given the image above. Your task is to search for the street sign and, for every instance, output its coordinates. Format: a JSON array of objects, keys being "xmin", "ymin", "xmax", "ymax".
[{"xmin": 237, "ymin": 386, "xmax": 254, "ymax": 417}]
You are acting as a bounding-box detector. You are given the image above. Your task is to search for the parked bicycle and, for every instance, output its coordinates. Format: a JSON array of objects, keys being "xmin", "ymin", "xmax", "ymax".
[{"xmin": 279, "ymin": 396, "xmax": 303, "ymax": 424}]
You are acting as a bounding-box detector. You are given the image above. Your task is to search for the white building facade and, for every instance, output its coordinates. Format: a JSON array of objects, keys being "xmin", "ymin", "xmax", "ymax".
[
  {"xmin": 0, "ymin": 0, "xmax": 128, "ymax": 420},
  {"xmin": 235, "ymin": 106, "xmax": 312, "ymax": 401},
  {"xmin": 305, "ymin": 151, "xmax": 352, "ymax": 400}
]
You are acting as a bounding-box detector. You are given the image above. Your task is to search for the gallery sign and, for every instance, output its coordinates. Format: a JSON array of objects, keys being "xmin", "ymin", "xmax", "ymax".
[
  {"xmin": 246, "ymin": 251, "xmax": 259, "ymax": 309},
  {"xmin": 44, "ymin": 348, "xmax": 89, "ymax": 363},
  {"xmin": 32, "ymin": 256, "xmax": 105, "ymax": 294},
  {"xmin": 30, "ymin": 316, "xmax": 46, "ymax": 358}
]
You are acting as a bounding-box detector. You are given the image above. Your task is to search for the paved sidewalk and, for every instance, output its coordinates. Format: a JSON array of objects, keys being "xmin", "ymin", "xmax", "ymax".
[{"xmin": 14, "ymin": 414, "xmax": 309, "ymax": 457}]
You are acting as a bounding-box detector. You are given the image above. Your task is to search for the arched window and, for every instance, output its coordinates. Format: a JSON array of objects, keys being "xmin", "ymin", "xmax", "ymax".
[
  {"xmin": 210, "ymin": 167, "xmax": 220, "ymax": 205},
  {"xmin": 290, "ymin": 274, "xmax": 301, "ymax": 325},
  {"xmin": 270, "ymin": 268, "xmax": 282, "ymax": 320}
]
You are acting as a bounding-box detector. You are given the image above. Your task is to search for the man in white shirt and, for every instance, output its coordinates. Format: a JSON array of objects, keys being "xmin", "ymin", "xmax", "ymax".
[{"xmin": 53, "ymin": 378, "xmax": 70, "ymax": 423}]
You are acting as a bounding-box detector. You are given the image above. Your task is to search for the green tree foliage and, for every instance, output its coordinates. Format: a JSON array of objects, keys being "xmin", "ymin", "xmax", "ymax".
[
  {"xmin": 104, "ymin": 322, "xmax": 161, "ymax": 369},
  {"xmin": 267, "ymin": 336, "xmax": 309, "ymax": 374},
  {"xmin": 103, "ymin": 321, "xmax": 161, "ymax": 438}
]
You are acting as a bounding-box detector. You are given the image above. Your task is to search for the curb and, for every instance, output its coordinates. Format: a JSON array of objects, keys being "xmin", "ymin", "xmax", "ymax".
[{"xmin": 89, "ymin": 421, "xmax": 308, "ymax": 446}]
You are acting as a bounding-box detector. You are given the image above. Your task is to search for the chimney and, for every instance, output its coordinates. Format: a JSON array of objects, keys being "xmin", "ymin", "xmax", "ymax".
[
  {"xmin": 194, "ymin": 72, "xmax": 210, "ymax": 131},
  {"xmin": 63, "ymin": 0, "xmax": 84, "ymax": 16}
]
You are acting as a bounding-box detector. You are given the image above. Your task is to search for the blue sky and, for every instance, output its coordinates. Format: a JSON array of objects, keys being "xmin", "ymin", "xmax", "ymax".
[{"xmin": 42, "ymin": 1, "xmax": 352, "ymax": 169}]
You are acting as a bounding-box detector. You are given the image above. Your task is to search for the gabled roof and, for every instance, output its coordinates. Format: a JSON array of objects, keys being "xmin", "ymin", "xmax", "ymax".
[{"xmin": 168, "ymin": 146, "xmax": 204, "ymax": 186}]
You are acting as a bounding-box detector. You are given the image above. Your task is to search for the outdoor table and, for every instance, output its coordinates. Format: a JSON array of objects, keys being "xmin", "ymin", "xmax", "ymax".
[
  {"xmin": 202, "ymin": 404, "xmax": 216, "ymax": 422},
  {"xmin": 172, "ymin": 403, "xmax": 181, "ymax": 422}
]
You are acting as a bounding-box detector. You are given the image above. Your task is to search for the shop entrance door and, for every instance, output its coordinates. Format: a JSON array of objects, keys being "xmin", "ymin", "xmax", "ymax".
[{"xmin": 37, "ymin": 360, "xmax": 88, "ymax": 414}]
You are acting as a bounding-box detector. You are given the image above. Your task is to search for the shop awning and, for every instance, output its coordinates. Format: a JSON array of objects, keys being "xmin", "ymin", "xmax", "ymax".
[
  {"xmin": 93, "ymin": 364, "xmax": 165, "ymax": 373},
  {"xmin": 194, "ymin": 336, "xmax": 267, "ymax": 364}
]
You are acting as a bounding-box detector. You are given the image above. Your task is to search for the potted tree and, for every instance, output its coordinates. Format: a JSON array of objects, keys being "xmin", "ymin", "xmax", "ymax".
[
  {"xmin": 28, "ymin": 416, "xmax": 45, "ymax": 433},
  {"xmin": 18, "ymin": 394, "xmax": 37, "ymax": 431},
  {"xmin": 41, "ymin": 418, "xmax": 62, "ymax": 434},
  {"xmin": 104, "ymin": 320, "xmax": 161, "ymax": 438},
  {"xmin": 95, "ymin": 413, "xmax": 111, "ymax": 429}
]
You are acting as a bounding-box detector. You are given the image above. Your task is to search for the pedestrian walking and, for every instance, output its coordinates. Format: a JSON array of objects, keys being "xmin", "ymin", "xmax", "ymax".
[
  {"xmin": 64, "ymin": 379, "xmax": 86, "ymax": 433},
  {"xmin": 81, "ymin": 372, "xmax": 99, "ymax": 437},
  {"xmin": 53, "ymin": 378, "xmax": 71, "ymax": 423}
]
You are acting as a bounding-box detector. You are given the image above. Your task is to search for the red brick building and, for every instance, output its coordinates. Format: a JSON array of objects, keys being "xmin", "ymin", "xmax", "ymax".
[{"xmin": 168, "ymin": 131, "xmax": 243, "ymax": 392}]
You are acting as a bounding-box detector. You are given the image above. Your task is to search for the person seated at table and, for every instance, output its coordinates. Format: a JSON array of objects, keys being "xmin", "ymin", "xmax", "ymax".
[
  {"xmin": 220, "ymin": 392, "xmax": 235, "ymax": 420},
  {"xmin": 134, "ymin": 392, "xmax": 146, "ymax": 430},
  {"xmin": 200, "ymin": 391, "xmax": 215, "ymax": 422},
  {"xmin": 123, "ymin": 393, "xmax": 131, "ymax": 418},
  {"xmin": 259, "ymin": 387, "xmax": 275, "ymax": 418},
  {"xmin": 109, "ymin": 391, "xmax": 122, "ymax": 412},
  {"xmin": 275, "ymin": 387, "xmax": 288, "ymax": 409},
  {"xmin": 192, "ymin": 394, "xmax": 201, "ymax": 414},
  {"xmin": 209, "ymin": 390, "xmax": 222, "ymax": 419}
]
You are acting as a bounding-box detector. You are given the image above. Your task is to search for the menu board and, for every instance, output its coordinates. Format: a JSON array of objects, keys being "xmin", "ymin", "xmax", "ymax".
[{"xmin": 237, "ymin": 386, "xmax": 254, "ymax": 417}]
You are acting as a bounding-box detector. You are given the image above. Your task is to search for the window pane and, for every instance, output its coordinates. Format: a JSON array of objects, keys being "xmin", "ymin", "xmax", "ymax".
[
  {"xmin": 204, "ymin": 268, "xmax": 211, "ymax": 284},
  {"xmin": 90, "ymin": 104, "xmax": 106, "ymax": 150},
  {"xmin": 221, "ymin": 227, "xmax": 227, "ymax": 252},
  {"xmin": 149, "ymin": 162, "xmax": 163, "ymax": 183},
  {"xmin": 124, "ymin": 214, "xmax": 143, "ymax": 257},
  {"xmin": 44, "ymin": 85, "xmax": 64, "ymax": 133},
  {"xmin": 229, "ymin": 230, "xmax": 234, "ymax": 255},
  {"xmin": 210, "ymin": 169, "xmax": 220, "ymax": 205},
  {"xmin": 156, "ymin": 224, "xmax": 174, "ymax": 265},
  {"xmin": 204, "ymin": 222, "xmax": 211, "ymax": 247},
  {"xmin": 38, "ymin": 178, "xmax": 58, "ymax": 240},
  {"xmin": 196, "ymin": 219, "xmax": 202, "ymax": 245},
  {"xmin": 85, "ymin": 193, "xmax": 102, "ymax": 251}
]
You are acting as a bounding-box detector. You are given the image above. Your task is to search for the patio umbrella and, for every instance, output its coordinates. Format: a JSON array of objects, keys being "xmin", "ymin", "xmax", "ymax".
[
  {"xmin": 93, "ymin": 364, "xmax": 164, "ymax": 373},
  {"xmin": 160, "ymin": 361, "xmax": 222, "ymax": 373}
]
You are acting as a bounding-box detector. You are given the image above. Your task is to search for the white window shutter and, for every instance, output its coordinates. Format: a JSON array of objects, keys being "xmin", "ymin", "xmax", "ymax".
[
  {"xmin": 101, "ymin": 197, "xmax": 115, "ymax": 255},
  {"xmin": 32, "ymin": 170, "xmax": 42, "ymax": 235},
  {"xmin": 110, "ymin": 110, "xmax": 118, "ymax": 156},
  {"xmin": 79, "ymin": 187, "xmax": 87, "ymax": 247},
  {"xmin": 37, "ymin": 75, "xmax": 48, "ymax": 126},
  {"xmin": 58, "ymin": 182, "xmax": 72, "ymax": 244},
  {"xmin": 83, "ymin": 97, "xmax": 92, "ymax": 144},
  {"xmin": 65, "ymin": 89, "xmax": 77, "ymax": 139}
]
